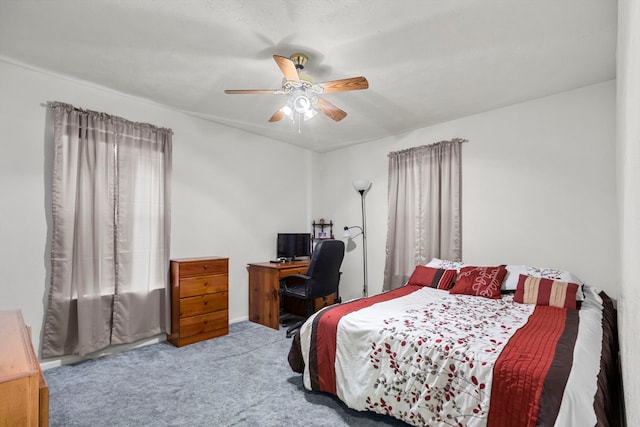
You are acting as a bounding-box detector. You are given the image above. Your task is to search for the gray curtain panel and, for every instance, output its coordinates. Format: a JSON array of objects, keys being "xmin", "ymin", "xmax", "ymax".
[
  {"xmin": 382, "ymin": 139, "xmax": 463, "ymax": 291},
  {"xmin": 42, "ymin": 102, "xmax": 172, "ymax": 358}
]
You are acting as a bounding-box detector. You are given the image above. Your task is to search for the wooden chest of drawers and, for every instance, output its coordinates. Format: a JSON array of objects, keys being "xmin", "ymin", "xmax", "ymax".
[
  {"xmin": 168, "ymin": 257, "xmax": 229, "ymax": 347},
  {"xmin": 0, "ymin": 310, "xmax": 48, "ymax": 427}
]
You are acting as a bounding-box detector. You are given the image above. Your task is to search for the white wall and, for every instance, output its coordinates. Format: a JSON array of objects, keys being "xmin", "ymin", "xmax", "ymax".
[
  {"xmin": 315, "ymin": 81, "xmax": 617, "ymax": 303},
  {"xmin": 617, "ymin": 1, "xmax": 640, "ymax": 424},
  {"xmin": 0, "ymin": 59, "xmax": 312, "ymax": 357},
  {"xmin": 0, "ymin": 56, "xmax": 619, "ymax": 372}
]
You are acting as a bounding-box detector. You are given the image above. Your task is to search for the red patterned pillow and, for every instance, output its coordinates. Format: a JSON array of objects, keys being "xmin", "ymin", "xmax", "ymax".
[
  {"xmin": 514, "ymin": 274, "xmax": 578, "ymax": 309},
  {"xmin": 406, "ymin": 266, "xmax": 456, "ymax": 290},
  {"xmin": 449, "ymin": 265, "xmax": 507, "ymax": 299}
]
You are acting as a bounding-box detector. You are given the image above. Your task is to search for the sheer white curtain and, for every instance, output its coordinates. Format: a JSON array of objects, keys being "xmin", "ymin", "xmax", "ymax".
[
  {"xmin": 42, "ymin": 102, "xmax": 172, "ymax": 357},
  {"xmin": 382, "ymin": 139, "xmax": 463, "ymax": 291}
]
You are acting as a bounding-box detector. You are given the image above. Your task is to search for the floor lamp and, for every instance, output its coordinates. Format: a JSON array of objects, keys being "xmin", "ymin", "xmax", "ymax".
[{"xmin": 343, "ymin": 179, "xmax": 371, "ymax": 298}]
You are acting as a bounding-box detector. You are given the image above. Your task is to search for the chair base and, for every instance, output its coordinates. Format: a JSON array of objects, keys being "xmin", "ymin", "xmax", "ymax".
[
  {"xmin": 279, "ymin": 312, "xmax": 298, "ymax": 325},
  {"xmin": 280, "ymin": 312, "xmax": 306, "ymax": 338},
  {"xmin": 285, "ymin": 319, "xmax": 305, "ymax": 338}
]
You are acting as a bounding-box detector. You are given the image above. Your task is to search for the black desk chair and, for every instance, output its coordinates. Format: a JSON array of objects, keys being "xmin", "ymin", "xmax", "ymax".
[{"xmin": 279, "ymin": 239, "xmax": 345, "ymax": 338}]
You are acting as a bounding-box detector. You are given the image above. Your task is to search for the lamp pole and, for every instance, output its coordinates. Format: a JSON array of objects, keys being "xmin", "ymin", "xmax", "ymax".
[
  {"xmin": 358, "ymin": 187, "xmax": 368, "ymax": 297},
  {"xmin": 345, "ymin": 179, "xmax": 370, "ymax": 298}
]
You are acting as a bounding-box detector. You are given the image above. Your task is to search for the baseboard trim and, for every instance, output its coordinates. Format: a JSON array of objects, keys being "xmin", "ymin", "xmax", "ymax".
[
  {"xmin": 40, "ymin": 334, "xmax": 165, "ymax": 370},
  {"xmin": 39, "ymin": 316, "xmax": 251, "ymax": 371}
]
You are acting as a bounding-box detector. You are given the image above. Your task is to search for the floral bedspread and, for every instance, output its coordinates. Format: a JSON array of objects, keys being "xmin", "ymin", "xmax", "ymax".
[{"xmin": 294, "ymin": 285, "xmax": 616, "ymax": 427}]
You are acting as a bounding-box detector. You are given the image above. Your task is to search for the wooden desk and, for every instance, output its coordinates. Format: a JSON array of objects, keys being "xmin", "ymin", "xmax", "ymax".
[
  {"xmin": 0, "ymin": 310, "xmax": 48, "ymax": 427},
  {"xmin": 248, "ymin": 260, "xmax": 335, "ymax": 330}
]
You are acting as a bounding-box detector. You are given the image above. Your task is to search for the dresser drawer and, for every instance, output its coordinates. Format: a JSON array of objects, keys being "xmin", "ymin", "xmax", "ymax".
[
  {"xmin": 179, "ymin": 274, "xmax": 227, "ymax": 298},
  {"xmin": 179, "ymin": 310, "xmax": 228, "ymax": 339},
  {"xmin": 179, "ymin": 292, "xmax": 228, "ymax": 318},
  {"xmin": 177, "ymin": 258, "xmax": 228, "ymax": 278}
]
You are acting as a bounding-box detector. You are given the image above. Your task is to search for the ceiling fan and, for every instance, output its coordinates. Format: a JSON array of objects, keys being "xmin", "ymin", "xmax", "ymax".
[{"xmin": 224, "ymin": 53, "xmax": 369, "ymax": 123}]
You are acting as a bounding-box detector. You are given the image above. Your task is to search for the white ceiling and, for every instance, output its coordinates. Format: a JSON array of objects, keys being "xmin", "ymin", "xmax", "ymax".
[{"xmin": 0, "ymin": 1, "xmax": 617, "ymax": 153}]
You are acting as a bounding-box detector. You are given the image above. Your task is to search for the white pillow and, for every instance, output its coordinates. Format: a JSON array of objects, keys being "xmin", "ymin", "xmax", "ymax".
[
  {"xmin": 504, "ymin": 264, "xmax": 585, "ymax": 301},
  {"xmin": 426, "ymin": 257, "xmax": 465, "ymax": 272}
]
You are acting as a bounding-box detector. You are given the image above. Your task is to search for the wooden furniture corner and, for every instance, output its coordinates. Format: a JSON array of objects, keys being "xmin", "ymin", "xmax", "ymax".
[{"xmin": 0, "ymin": 310, "xmax": 48, "ymax": 426}]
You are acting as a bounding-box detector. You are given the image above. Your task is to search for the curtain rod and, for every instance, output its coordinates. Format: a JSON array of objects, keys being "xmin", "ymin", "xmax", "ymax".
[
  {"xmin": 43, "ymin": 101, "xmax": 173, "ymax": 135},
  {"xmin": 388, "ymin": 138, "xmax": 468, "ymax": 157}
]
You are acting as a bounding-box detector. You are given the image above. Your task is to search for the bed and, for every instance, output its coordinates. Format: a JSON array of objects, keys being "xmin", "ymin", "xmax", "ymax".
[{"xmin": 288, "ymin": 260, "xmax": 620, "ymax": 427}]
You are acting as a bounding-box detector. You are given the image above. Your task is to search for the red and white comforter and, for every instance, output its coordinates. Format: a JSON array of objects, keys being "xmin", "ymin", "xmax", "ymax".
[{"xmin": 291, "ymin": 284, "xmax": 618, "ymax": 427}]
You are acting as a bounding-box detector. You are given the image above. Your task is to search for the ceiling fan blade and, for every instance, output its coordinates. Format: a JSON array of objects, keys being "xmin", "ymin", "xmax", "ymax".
[
  {"xmin": 224, "ymin": 89, "xmax": 278, "ymax": 94},
  {"xmin": 268, "ymin": 106, "xmax": 286, "ymax": 122},
  {"xmin": 273, "ymin": 55, "xmax": 300, "ymax": 82},
  {"xmin": 318, "ymin": 76, "xmax": 369, "ymax": 93},
  {"xmin": 315, "ymin": 98, "xmax": 347, "ymax": 122}
]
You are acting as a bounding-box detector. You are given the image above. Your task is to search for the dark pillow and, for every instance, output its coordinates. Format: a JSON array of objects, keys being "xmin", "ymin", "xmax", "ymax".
[
  {"xmin": 406, "ymin": 266, "xmax": 456, "ymax": 290},
  {"xmin": 449, "ymin": 265, "xmax": 507, "ymax": 299}
]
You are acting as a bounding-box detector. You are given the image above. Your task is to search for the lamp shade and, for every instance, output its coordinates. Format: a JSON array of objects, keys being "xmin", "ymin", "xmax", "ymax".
[{"xmin": 352, "ymin": 179, "xmax": 371, "ymax": 192}]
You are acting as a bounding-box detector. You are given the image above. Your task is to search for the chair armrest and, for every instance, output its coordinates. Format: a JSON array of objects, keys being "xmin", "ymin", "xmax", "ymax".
[
  {"xmin": 280, "ymin": 273, "xmax": 310, "ymax": 282},
  {"xmin": 279, "ymin": 274, "xmax": 310, "ymax": 292}
]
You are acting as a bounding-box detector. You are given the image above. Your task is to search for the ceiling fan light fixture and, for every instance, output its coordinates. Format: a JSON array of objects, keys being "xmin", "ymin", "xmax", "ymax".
[
  {"xmin": 303, "ymin": 108, "xmax": 318, "ymax": 121},
  {"xmin": 281, "ymin": 103, "xmax": 293, "ymax": 118},
  {"xmin": 293, "ymin": 94, "xmax": 312, "ymax": 113}
]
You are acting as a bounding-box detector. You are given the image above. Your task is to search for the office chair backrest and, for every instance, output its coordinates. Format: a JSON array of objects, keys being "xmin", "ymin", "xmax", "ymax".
[{"xmin": 306, "ymin": 239, "xmax": 345, "ymax": 299}]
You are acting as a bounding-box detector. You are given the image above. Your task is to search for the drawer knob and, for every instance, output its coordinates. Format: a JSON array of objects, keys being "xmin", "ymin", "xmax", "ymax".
[
  {"xmin": 204, "ymin": 320, "xmax": 208, "ymax": 324},
  {"xmin": 204, "ymin": 282, "xmax": 208, "ymax": 287},
  {"xmin": 204, "ymin": 300, "xmax": 208, "ymax": 305},
  {"xmin": 203, "ymin": 265, "xmax": 208, "ymax": 270}
]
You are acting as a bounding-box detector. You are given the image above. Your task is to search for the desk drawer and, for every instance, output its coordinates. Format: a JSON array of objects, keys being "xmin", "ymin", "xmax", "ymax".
[
  {"xmin": 279, "ymin": 266, "xmax": 308, "ymax": 277},
  {"xmin": 179, "ymin": 292, "xmax": 228, "ymax": 318},
  {"xmin": 178, "ymin": 258, "xmax": 228, "ymax": 278},
  {"xmin": 179, "ymin": 274, "xmax": 227, "ymax": 298},
  {"xmin": 179, "ymin": 310, "xmax": 228, "ymax": 338}
]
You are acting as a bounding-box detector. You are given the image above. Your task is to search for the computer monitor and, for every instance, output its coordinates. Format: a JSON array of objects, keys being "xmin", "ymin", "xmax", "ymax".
[{"xmin": 276, "ymin": 233, "xmax": 312, "ymax": 260}]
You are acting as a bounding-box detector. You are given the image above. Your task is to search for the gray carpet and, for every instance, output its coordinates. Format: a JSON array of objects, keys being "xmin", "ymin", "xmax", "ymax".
[{"xmin": 44, "ymin": 321, "xmax": 408, "ymax": 426}]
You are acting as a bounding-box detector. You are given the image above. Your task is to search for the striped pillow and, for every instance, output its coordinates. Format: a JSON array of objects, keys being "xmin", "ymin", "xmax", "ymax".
[
  {"xmin": 407, "ymin": 266, "xmax": 456, "ymax": 290},
  {"xmin": 514, "ymin": 274, "xmax": 579, "ymax": 309}
]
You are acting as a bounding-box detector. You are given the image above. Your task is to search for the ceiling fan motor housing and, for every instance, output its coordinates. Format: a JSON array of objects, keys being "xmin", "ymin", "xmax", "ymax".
[{"xmin": 290, "ymin": 53, "xmax": 308, "ymax": 70}]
